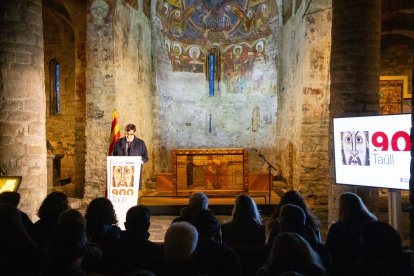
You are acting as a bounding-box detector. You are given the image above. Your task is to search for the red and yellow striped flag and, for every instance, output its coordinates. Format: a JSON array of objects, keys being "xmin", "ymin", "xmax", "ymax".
[{"xmin": 108, "ymin": 110, "xmax": 121, "ymax": 155}]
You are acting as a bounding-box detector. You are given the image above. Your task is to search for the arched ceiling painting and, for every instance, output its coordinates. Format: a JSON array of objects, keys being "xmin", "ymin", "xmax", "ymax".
[{"xmin": 156, "ymin": 0, "xmax": 278, "ymax": 76}]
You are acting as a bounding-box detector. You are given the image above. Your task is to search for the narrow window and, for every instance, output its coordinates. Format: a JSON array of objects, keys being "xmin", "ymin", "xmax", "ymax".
[
  {"xmin": 209, "ymin": 53, "xmax": 214, "ymax": 96},
  {"xmin": 206, "ymin": 48, "xmax": 220, "ymax": 97},
  {"xmin": 49, "ymin": 58, "xmax": 60, "ymax": 115}
]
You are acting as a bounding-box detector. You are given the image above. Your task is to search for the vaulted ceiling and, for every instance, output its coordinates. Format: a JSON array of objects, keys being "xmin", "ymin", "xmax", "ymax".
[{"xmin": 382, "ymin": 0, "xmax": 414, "ymax": 48}]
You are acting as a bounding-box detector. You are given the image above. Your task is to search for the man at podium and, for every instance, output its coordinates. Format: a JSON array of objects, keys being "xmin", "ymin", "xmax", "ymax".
[{"xmin": 112, "ymin": 124, "xmax": 149, "ymax": 163}]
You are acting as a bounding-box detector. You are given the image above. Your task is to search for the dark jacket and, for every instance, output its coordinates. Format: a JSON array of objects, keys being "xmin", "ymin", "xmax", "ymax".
[
  {"xmin": 112, "ymin": 136, "xmax": 149, "ymax": 163},
  {"xmin": 102, "ymin": 231, "xmax": 162, "ymax": 274}
]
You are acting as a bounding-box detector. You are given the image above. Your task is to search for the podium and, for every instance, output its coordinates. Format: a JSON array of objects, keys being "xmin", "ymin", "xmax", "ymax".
[{"xmin": 107, "ymin": 156, "xmax": 142, "ymax": 229}]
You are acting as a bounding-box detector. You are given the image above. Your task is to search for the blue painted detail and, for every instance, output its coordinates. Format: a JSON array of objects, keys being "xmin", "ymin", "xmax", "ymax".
[
  {"xmin": 209, "ymin": 54, "xmax": 214, "ymax": 96},
  {"xmin": 55, "ymin": 63, "xmax": 60, "ymax": 114}
]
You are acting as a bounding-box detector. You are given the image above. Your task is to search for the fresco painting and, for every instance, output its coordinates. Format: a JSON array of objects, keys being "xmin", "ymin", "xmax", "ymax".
[
  {"xmin": 157, "ymin": 0, "xmax": 277, "ymax": 92},
  {"xmin": 156, "ymin": 0, "xmax": 277, "ymax": 40}
]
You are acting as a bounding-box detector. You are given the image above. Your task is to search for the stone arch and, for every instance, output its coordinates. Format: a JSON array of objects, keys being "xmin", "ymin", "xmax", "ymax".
[{"xmin": 42, "ymin": 1, "xmax": 86, "ymax": 197}]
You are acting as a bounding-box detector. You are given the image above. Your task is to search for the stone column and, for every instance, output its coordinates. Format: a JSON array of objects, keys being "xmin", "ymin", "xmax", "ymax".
[
  {"xmin": 84, "ymin": 0, "xmax": 116, "ymax": 201},
  {"xmin": 329, "ymin": 0, "xmax": 381, "ymax": 223},
  {"xmin": 0, "ymin": 0, "xmax": 47, "ymax": 219}
]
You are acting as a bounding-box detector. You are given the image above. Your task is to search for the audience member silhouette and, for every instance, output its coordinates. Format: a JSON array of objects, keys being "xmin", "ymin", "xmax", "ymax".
[
  {"xmin": 172, "ymin": 191, "xmax": 209, "ymax": 223},
  {"xmin": 278, "ymin": 204, "xmax": 333, "ymax": 274},
  {"xmin": 0, "ymin": 203, "xmax": 38, "ymax": 274},
  {"xmin": 221, "ymin": 194, "xmax": 266, "ymax": 275},
  {"xmin": 278, "ymin": 204, "xmax": 318, "ymax": 245},
  {"xmin": 58, "ymin": 208, "xmax": 87, "ymax": 225},
  {"xmin": 357, "ymin": 221, "xmax": 414, "ymax": 276},
  {"xmin": 325, "ymin": 192, "xmax": 377, "ymax": 275},
  {"xmin": 154, "ymin": 221, "xmax": 200, "ymax": 276},
  {"xmin": 46, "ymin": 220, "xmax": 88, "ymax": 275},
  {"xmin": 0, "ymin": 191, "xmax": 33, "ymax": 234},
  {"xmin": 31, "ymin": 191, "xmax": 70, "ymax": 249},
  {"xmin": 258, "ymin": 232, "xmax": 328, "ymax": 276},
  {"xmin": 58, "ymin": 208, "xmax": 103, "ymax": 273},
  {"xmin": 191, "ymin": 209, "xmax": 242, "ymax": 275},
  {"xmin": 84, "ymin": 197, "xmax": 121, "ymax": 248},
  {"xmin": 102, "ymin": 205, "xmax": 162, "ymax": 274},
  {"xmin": 266, "ymin": 190, "xmax": 321, "ymax": 247}
]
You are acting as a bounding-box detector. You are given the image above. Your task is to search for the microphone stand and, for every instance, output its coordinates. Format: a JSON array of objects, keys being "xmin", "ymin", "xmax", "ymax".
[{"xmin": 254, "ymin": 150, "xmax": 278, "ymax": 206}]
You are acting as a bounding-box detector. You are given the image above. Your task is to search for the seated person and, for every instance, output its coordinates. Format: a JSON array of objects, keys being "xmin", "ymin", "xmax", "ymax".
[
  {"xmin": 102, "ymin": 205, "xmax": 162, "ymax": 274},
  {"xmin": 152, "ymin": 222, "xmax": 200, "ymax": 275},
  {"xmin": 31, "ymin": 191, "xmax": 70, "ymax": 249},
  {"xmin": 0, "ymin": 203, "xmax": 38, "ymax": 274},
  {"xmin": 192, "ymin": 209, "xmax": 242, "ymax": 275},
  {"xmin": 58, "ymin": 209, "xmax": 102, "ymax": 273},
  {"xmin": 221, "ymin": 194, "xmax": 266, "ymax": 275},
  {"xmin": 46, "ymin": 220, "xmax": 87, "ymax": 275},
  {"xmin": 258, "ymin": 232, "xmax": 328, "ymax": 276},
  {"xmin": 85, "ymin": 197, "xmax": 121, "ymax": 248},
  {"xmin": 266, "ymin": 190, "xmax": 321, "ymax": 247},
  {"xmin": 0, "ymin": 191, "xmax": 33, "ymax": 234},
  {"xmin": 357, "ymin": 221, "xmax": 414, "ymax": 275},
  {"xmin": 172, "ymin": 192, "xmax": 209, "ymax": 223},
  {"xmin": 278, "ymin": 204, "xmax": 333, "ymax": 274}
]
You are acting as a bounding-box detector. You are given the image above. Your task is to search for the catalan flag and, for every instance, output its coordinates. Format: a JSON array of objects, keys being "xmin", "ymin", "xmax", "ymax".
[{"xmin": 108, "ymin": 110, "xmax": 121, "ymax": 155}]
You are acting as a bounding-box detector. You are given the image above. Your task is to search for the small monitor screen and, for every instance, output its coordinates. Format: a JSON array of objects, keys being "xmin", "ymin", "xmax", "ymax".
[
  {"xmin": 0, "ymin": 176, "xmax": 22, "ymax": 193},
  {"xmin": 333, "ymin": 114, "xmax": 411, "ymax": 190}
]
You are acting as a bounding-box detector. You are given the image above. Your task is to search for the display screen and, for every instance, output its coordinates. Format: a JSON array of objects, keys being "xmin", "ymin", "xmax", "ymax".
[
  {"xmin": 0, "ymin": 176, "xmax": 22, "ymax": 193},
  {"xmin": 333, "ymin": 114, "xmax": 411, "ymax": 190}
]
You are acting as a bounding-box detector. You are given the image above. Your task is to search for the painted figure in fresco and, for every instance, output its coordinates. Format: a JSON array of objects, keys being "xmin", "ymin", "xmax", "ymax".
[
  {"xmin": 113, "ymin": 165, "xmax": 134, "ymax": 187},
  {"xmin": 170, "ymin": 9, "xmax": 186, "ymax": 36},
  {"xmin": 157, "ymin": 2, "xmax": 172, "ymax": 32},
  {"xmin": 341, "ymin": 131, "xmax": 370, "ymax": 166},
  {"xmin": 255, "ymin": 3, "xmax": 271, "ymax": 32},
  {"xmin": 252, "ymin": 40, "xmax": 266, "ymax": 84},
  {"xmin": 171, "ymin": 43, "xmax": 183, "ymax": 71},
  {"xmin": 235, "ymin": 7, "xmax": 255, "ymax": 34},
  {"xmin": 188, "ymin": 46, "xmax": 203, "ymax": 72},
  {"xmin": 255, "ymin": 40, "xmax": 265, "ymax": 60},
  {"xmin": 233, "ymin": 45, "xmax": 242, "ymax": 77}
]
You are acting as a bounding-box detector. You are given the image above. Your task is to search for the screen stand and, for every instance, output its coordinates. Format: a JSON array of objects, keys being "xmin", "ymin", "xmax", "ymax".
[{"xmin": 388, "ymin": 189, "xmax": 402, "ymax": 232}]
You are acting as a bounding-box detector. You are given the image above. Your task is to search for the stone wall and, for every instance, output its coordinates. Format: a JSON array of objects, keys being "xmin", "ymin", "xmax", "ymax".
[
  {"xmin": 153, "ymin": 6, "xmax": 280, "ymax": 175},
  {"xmin": 113, "ymin": 0, "xmax": 154, "ymax": 186},
  {"xmin": 84, "ymin": 0, "xmax": 153, "ymax": 200},
  {"xmin": 43, "ymin": 0, "xmax": 86, "ymax": 197},
  {"xmin": 84, "ymin": 0, "xmax": 117, "ymax": 200},
  {"xmin": 0, "ymin": 0, "xmax": 46, "ymax": 219},
  {"xmin": 329, "ymin": 0, "xmax": 381, "ymax": 224},
  {"xmin": 276, "ymin": 0, "xmax": 332, "ymax": 229},
  {"xmin": 43, "ymin": 3, "xmax": 77, "ymax": 185}
]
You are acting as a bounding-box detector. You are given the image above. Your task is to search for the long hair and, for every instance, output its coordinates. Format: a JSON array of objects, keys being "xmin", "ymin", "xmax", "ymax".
[
  {"xmin": 337, "ymin": 192, "xmax": 377, "ymax": 225},
  {"xmin": 37, "ymin": 191, "xmax": 69, "ymax": 222},
  {"xmin": 230, "ymin": 194, "xmax": 262, "ymax": 226},
  {"xmin": 276, "ymin": 190, "xmax": 320, "ymax": 233},
  {"xmin": 85, "ymin": 197, "xmax": 118, "ymax": 225},
  {"xmin": 262, "ymin": 232, "xmax": 326, "ymax": 275}
]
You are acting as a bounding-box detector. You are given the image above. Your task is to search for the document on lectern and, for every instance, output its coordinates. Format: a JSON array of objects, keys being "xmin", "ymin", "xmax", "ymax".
[{"xmin": 107, "ymin": 156, "xmax": 142, "ymax": 230}]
